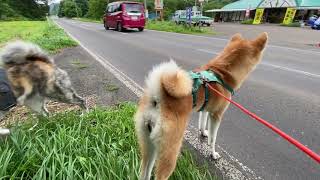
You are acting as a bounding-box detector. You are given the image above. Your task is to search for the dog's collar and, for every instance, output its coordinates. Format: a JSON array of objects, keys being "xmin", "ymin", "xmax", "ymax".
[{"xmin": 189, "ymin": 70, "xmax": 235, "ymax": 111}]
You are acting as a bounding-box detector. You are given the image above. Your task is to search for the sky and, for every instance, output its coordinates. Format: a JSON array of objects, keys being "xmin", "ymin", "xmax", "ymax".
[{"xmin": 48, "ymin": 0, "xmax": 61, "ymax": 5}]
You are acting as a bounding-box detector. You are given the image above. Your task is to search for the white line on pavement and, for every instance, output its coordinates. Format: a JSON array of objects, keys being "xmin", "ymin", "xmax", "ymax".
[
  {"xmin": 196, "ymin": 49, "xmax": 320, "ymax": 78},
  {"xmin": 146, "ymin": 29, "xmax": 320, "ymax": 55},
  {"xmin": 197, "ymin": 48, "xmax": 220, "ymax": 55},
  {"xmin": 261, "ymin": 62, "xmax": 320, "ymax": 79}
]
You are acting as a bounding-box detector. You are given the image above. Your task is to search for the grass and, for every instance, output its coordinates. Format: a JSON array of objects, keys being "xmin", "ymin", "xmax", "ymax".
[
  {"xmin": 240, "ymin": 19, "xmax": 254, "ymax": 25},
  {"xmin": 146, "ymin": 20, "xmax": 215, "ymax": 35},
  {"xmin": 73, "ymin": 18, "xmax": 102, "ymax": 24},
  {"xmin": 0, "ymin": 103, "xmax": 214, "ymax": 179},
  {"xmin": 71, "ymin": 59, "xmax": 89, "ymax": 69},
  {"xmin": 105, "ymin": 84, "xmax": 119, "ymax": 92},
  {"xmin": 0, "ymin": 20, "xmax": 77, "ymax": 53},
  {"xmin": 280, "ymin": 22, "xmax": 301, "ymax": 27}
]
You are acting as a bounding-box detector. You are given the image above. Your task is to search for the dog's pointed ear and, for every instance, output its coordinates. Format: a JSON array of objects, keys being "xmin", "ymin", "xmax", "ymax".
[
  {"xmin": 230, "ymin": 33, "xmax": 242, "ymax": 42},
  {"xmin": 252, "ymin": 32, "xmax": 268, "ymax": 50},
  {"xmin": 161, "ymin": 70, "xmax": 192, "ymax": 98}
]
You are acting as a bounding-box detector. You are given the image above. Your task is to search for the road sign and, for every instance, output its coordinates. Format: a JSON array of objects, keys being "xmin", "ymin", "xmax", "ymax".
[
  {"xmin": 186, "ymin": 7, "xmax": 192, "ymax": 23},
  {"xmin": 154, "ymin": 0, "xmax": 163, "ymax": 10},
  {"xmin": 253, "ymin": 8, "xmax": 264, "ymax": 24},
  {"xmin": 245, "ymin": 9, "xmax": 250, "ymax": 17},
  {"xmin": 283, "ymin": 8, "xmax": 297, "ymax": 25}
]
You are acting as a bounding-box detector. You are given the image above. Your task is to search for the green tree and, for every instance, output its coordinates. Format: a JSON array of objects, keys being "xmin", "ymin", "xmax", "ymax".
[
  {"xmin": 87, "ymin": 0, "xmax": 109, "ymax": 19},
  {"xmin": 63, "ymin": 0, "xmax": 79, "ymax": 18},
  {"xmin": 58, "ymin": 0, "xmax": 65, "ymax": 17},
  {"xmin": 75, "ymin": 0, "xmax": 89, "ymax": 17},
  {"xmin": 0, "ymin": 0, "xmax": 48, "ymax": 20}
]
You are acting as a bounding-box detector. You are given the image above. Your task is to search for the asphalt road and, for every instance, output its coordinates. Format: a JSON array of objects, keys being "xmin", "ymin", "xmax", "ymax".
[{"xmin": 55, "ymin": 18, "xmax": 320, "ymax": 180}]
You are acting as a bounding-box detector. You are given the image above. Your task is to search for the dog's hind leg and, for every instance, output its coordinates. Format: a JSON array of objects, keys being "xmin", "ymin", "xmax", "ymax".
[
  {"xmin": 25, "ymin": 94, "xmax": 48, "ymax": 131},
  {"xmin": 16, "ymin": 79, "xmax": 33, "ymax": 105},
  {"xmin": 25, "ymin": 94, "xmax": 48, "ymax": 116},
  {"xmin": 139, "ymin": 138, "xmax": 157, "ymax": 180},
  {"xmin": 198, "ymin": 111, "xmax": 209, "ymax": 137},
  {"xmin": 155, "ymin": 124, "xmax": 186, "ymax": 180},
  {"xmin": 208, "ymin": 113, "xmax": 222, "ymax": 160}
]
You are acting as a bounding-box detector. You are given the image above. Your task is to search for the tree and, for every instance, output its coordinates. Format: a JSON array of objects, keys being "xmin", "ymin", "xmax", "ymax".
[
  {"xmin": 75, "ymin": 0, "xmax": 89, "ymax": 17},
  {"xmin": 63, "ymin": 0, "xmax": 79, "ymax": 18},
  {"xmin": 87, "ymin": 0, "xmax": 110, "ymax": 19},
  {"xmin": 0, "ymin": 0, "xmax": 48, "ymax": 20},
  {"xmin": 58, "ymin": 0, "xmax": 65, "ymax": 17}
]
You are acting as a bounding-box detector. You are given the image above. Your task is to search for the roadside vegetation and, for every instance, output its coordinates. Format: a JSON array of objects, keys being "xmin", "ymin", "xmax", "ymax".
[
  {"xmin": 0, "ymin": 103, "xmax": 214, "ymax": 179},
  {"xmin": 280, "ymin": 22, "xmax": 301, "ymax": 27},
  {"xmin": 240, "ymin": 19, "xmax": 254, "ymax": 25},
  {"xmin": 0, "ymin": 0, "xmax": 48, "ymax": 21},
  {"xmin": 0, "ymin": 20, "xmax": 77, "ymax": 53},
  {"xmin": 146, "ymin": 20, "xmax": 215, "ymax": 35}
]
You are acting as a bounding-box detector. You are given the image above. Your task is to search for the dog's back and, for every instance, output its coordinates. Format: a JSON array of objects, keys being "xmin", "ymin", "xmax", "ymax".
[{"xmin": 0, "ymin": 41, "xmax": 55, "ymax": 99}]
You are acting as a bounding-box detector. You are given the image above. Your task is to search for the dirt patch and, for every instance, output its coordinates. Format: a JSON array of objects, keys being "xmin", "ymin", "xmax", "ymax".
[{"xmin": 0, "ymin": 46, "xmax": 137, "ymax": 127}]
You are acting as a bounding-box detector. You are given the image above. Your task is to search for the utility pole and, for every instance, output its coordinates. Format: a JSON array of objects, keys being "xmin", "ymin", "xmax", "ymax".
[{"xmin": 144, "ymin": 0, "xmax": 148, "ymax": 18}]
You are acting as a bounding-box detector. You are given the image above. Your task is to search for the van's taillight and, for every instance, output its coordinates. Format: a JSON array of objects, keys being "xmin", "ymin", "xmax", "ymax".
[{"xmin": 141, "ymin": 11, "xmax": 145, "ymax": 18}]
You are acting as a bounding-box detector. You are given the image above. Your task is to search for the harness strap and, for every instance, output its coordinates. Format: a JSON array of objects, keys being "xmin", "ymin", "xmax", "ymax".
[
  {"xmin": 199, "ymin": 83, "xmax": 209, "ymax": 111},
  {"xmin": 189, "ymin": 70, "xmax": 234, "ymax": 112}
]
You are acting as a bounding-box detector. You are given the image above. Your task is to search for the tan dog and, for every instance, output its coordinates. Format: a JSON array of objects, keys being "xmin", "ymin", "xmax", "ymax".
[{"xmin": 134, "ymin": 32, "xmax": 268, "ymax": 180}]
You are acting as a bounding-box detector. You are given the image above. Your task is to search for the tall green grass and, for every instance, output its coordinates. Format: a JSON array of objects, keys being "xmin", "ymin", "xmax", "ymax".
[
  {"xmin": 0, "ymin": 20, "xmax": 77, "ymax": 53},
  {"xmin": 0, "ymin": 103, "xmax": 214, "ymax": 179}
]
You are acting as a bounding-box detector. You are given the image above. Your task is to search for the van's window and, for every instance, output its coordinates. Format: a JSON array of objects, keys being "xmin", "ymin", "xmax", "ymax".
[
  {"xmin": 124, "ymin": 3, "xmax": 143, "ymax": 13},
  {"xmin": 114, "ymin": 4, "xmax": 122, "ymax": 12},
  {"xmin": 107, "ymin": 5, "xmax": 113, "ymax": 13}
]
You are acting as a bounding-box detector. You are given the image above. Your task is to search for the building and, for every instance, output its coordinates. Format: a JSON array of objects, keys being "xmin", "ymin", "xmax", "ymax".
[{"xmin": 206, "ymin": 0, "xmax": 320, "ymax": 23}]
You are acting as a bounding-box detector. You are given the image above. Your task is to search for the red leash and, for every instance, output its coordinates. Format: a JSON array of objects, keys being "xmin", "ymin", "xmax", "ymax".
[{"xmin": 207, "ymin": 84, "xmax": 320, "ymax": 164}]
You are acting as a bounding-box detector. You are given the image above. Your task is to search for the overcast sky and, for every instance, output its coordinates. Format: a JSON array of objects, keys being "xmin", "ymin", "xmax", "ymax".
[{"xmin": 48, "ymin": 0, "xmax": 61, "ymax": 4}]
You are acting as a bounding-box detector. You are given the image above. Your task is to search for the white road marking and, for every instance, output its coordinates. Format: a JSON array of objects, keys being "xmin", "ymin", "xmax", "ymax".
[
  {"xmin": 261, "ymin": 62, "xmax": 320, "ymax": 79},
  {"xmin": 197, "ymin": 48, "xmax": 220, "ymax": 55},
  {"xmin": 146, "ymin": 29, "xmax": 320, "ymax": 55},
  {"xmin": 196, "ymin": 49, "xmax": 320, "ymax": 78},
  {"xmin": 54, "ymin": 19, "xmax": 261, "ymax": 180}
]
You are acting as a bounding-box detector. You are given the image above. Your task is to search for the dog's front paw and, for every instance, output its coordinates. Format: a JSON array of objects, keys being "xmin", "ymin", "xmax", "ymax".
[
  {"xmin": 0, "ymin": 128, "xmax": 10, "ymax": 136},
  {"xmin": 210, "ymin": 152, "xmax": 221, "ymax": 160},
  {"xmin": 199, "ymin": 130, "xmax": 208, "ymax": 138}
]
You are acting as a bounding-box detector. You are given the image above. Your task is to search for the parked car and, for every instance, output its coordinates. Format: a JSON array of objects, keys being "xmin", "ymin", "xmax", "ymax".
[
  {"xmin": 311, "ymin": 17, "xmax": 320, "ymax": 30},
  {"xmin": 307, "ymin": 15, "xmax": 318, "ymax": 26},
  {"xmin": 103, "ymin": 1, "xmax": 145, "ymax": 32},
  {"xmin": 172, "ymin": 9, "xmax": 213, "ymax": 26}
]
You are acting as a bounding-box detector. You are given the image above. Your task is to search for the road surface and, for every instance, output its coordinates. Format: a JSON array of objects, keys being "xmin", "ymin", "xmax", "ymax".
[{"xmin": 55, "ymin": 18, "xmax": 320, "ymax": 180}]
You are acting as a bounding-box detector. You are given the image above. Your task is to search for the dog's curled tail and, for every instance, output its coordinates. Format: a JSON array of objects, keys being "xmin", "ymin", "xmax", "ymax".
[
  {"xmin": 146, "ymin": 60, "xmax": 192, "ymax": 99},
  {"xmin": 0, "ymin": 41, "xmax": 53, "ymax": 67}
]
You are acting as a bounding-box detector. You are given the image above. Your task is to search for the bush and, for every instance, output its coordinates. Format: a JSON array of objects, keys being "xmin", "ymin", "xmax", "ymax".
[
  {"xmin": 146, "ymin": 20, "xmax": 215, "ymax": 35},
  {"xmin": 241, "ymin": 19, "xmax": 253, "ymax": 24}
]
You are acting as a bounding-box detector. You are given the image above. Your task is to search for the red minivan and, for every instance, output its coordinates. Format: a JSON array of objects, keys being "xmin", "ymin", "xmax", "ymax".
[{"xmin": 103, "ymin": 1, "xmax": 145, "ymax": 32}]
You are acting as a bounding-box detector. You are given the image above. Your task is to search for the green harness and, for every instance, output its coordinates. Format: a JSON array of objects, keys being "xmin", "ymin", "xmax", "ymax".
[{"xmin": 188, "ymin": 70, "xmax": 234, "ymax": 111}]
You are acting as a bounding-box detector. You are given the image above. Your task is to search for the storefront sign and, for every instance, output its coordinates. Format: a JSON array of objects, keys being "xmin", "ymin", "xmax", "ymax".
[
  {"xmin": 259, "ymin": 0, "xmax": 296, "ymax": 8},
  {"xmin": 283, "ymin": 8, "xmax": 297, "ymax": 24},
  {"xmin": 245, "ymin": 9, "xmax": 250, "ymax": 17},
  {"xmin": 155, "ymin": 0, "xmax": 163, "ymax": 10},
  {"xmin": 253, "ymin": 8, "xmax": 264, "ymax": 24}
]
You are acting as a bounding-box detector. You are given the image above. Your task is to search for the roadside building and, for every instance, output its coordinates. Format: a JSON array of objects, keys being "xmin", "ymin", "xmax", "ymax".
[{"xmin": 206, "ymin": 0, "xmax": 320, "ymax": 24}]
